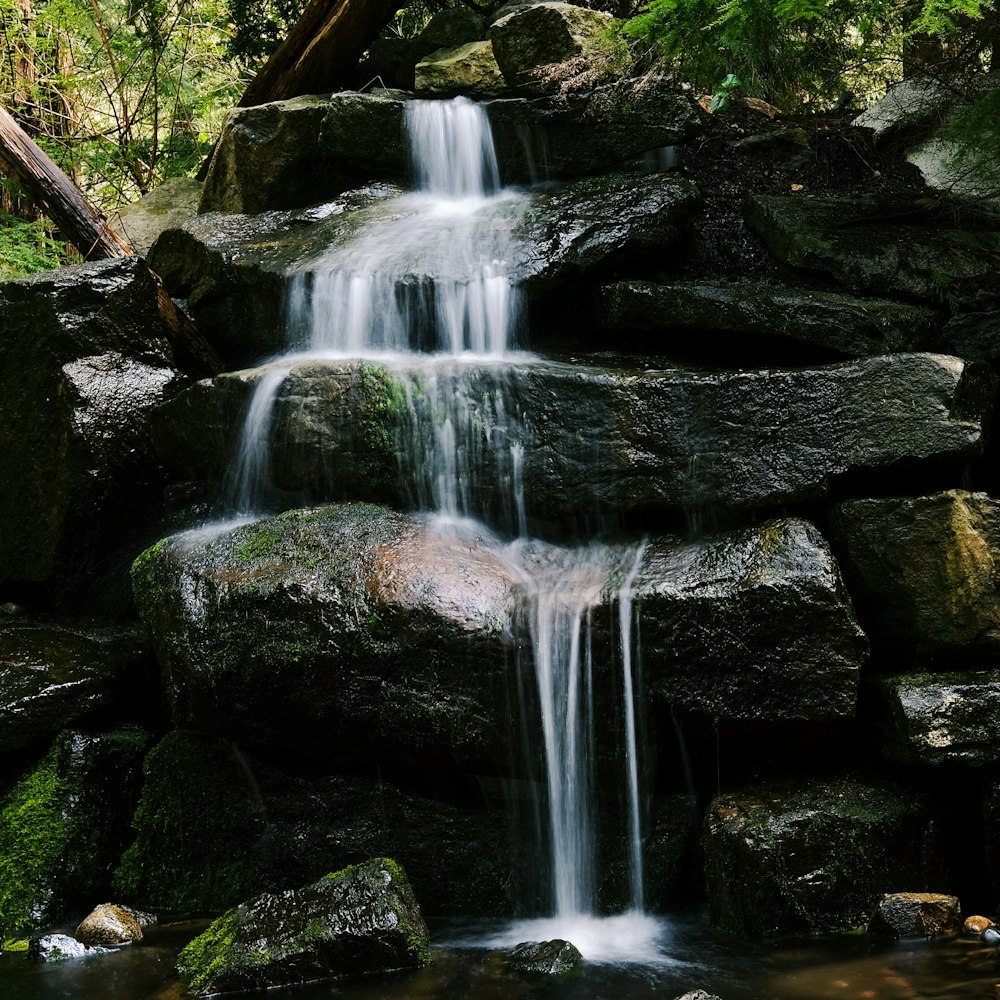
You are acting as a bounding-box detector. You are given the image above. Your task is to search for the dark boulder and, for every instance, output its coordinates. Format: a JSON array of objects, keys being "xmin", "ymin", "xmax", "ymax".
[
  {"xmin": 113, "ymin": 730, "xmax": 513, "ymax": 918},
  {"xmin": 0, "ymin": 257, "xmax": 184, "ymax": 609},
  {"xmin": 0, "ymin": 618, "xmax": 146, "ymax": 753},
  {"xmin": 509, "ymin": 938, "xmax": 582, "ymax": 974},
  {"xmin": 175, "ymin": 858, "xmax": 430, "ymax": 996},
  {"xmin": 703, "ymin": 776, "xmax": 934, "ymax": 939},
  {"xmin": 745, "ymin": 194, "xmax": 1000, "ymax": 306},
  {"xmin": 872, "ymin": 670, "xmax": 1000, "ymax": 766},
  {"xmin": 0, "ymin": 727, "xmax": 150, "ymax": 935},
  {"xmin": 829, "ymin": 491, "xmax": 1000, "ymax": 662},
  {"xmin": 867, "ymin": 891, "xmax": 961, "ymax": 939}
]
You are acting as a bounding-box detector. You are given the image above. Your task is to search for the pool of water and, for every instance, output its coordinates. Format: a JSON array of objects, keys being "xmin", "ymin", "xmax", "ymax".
[{"xmin": 4, "ymin": 912, "xmax": 1000, "ymax": 1000}]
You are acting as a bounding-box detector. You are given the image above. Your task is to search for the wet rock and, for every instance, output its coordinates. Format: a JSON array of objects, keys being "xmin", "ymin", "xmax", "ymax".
[
  {"xmin": 673, "ymin": 992, "xmax": 723, "ymax": 1000},
  {"xmin": 112, "ymin": 178, "xmax": 201, "ymax": 254},
  {"xmin": 152, "ymin": 353, "xmax": 987, "ymax": 520},
  {"xmin": 745, "ymin": 194, "xmax": 1000, "ymax": 306},
  {"xmin": 0, "ymin": 727, "xmax": 150, "ymax": 934},
  {"xmin": 595, "ymin": 279, "xmax": 940, "ymax": 359},
  {"xmin": 413, "ymin": 7, "xmax": 486, "ymax": 61},
  {"xmin": 964, "ymin": 915, "xmax": 993, "ymax": 935},
  {"xmin": 635, "ymin": 518, "xmax": 865, "ymax": 723},
  {"xmin": 132, "ymin": 506, "xmax": 519, "ymax": 769},
  {"xmin": 199, "ymin": 96, "xmax": 345, "ymax": 214},
  {"xmin": 114, "ymin": 730, "xmax": 512, "ymax": 918},
  {"xmin": 486, "ymin": 77, "xmax": 702, "ymax": 182},
  {"xmin": 28, "ymin": 934, "xmax": 96, "ymax": 962},
  {"xmin": 415, "ymin": 41, "xmax": 506, "ymax": 97},
  {"xmin": 318, "ymin": 90, "xmax": 410, "ymax": 179},
  {"xmin": 175, "ymin": 858, "xmax": 430, "ymax": 996},
  {"xmin": 867, "ymin": 892, "xmax": 961, "ymax": 939},
  {"xmin": 489, "ymin": 2, "xmax": 614, "ymax": 95},
  {"xmin": 941, "ymin": 311, "xmax": 1000, "ymax": 363},
  {"xmin": 75, "ymin": 902, "xmax": 143, "ymax": 947},
  {"xmin": 509, "ymin": 938, "xmax": 582, "ymax": 974},
  {"xmin": 0, "ymin": 256, "xmax": 184, "ymax": 609},
  {"xmin": 147, "ymin": 174, "xmax": 699, "ymax": 365},
  {"xmin": 872, "ymin": 670, "xmax": 1000, "ymax": 766},
  {"xmin": 983, "ymin": 926, "xmax": 1000, "ymax": 945},
  {"xmin": 829, "ymin": 491, "xmax": 1000, "ymax": 662},
  {"xmin": 0, "ymin": 618, "xmax": 146, "ymax": 753},
  {"xmin": 703, "ymin": 776, "xmax": 933, "ymax": 939}
]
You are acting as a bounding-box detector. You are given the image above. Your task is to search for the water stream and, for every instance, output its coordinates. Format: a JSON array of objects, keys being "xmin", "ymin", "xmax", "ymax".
[{"xmin": 224, "ymin": 95, "xmax": 657, "ymax": 958}]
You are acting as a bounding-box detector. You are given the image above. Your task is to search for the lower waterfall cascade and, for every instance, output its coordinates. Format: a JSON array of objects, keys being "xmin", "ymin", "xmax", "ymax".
[{"xmin": 221, "ymin": 96, "xmax": 664, "ymax": 961}]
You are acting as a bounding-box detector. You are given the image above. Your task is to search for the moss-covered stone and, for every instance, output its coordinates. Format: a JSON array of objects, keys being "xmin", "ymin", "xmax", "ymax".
[
  {"xmin": 0, "ymin": 727, "xmax": 150, "ymax": 934},
  {"xmin": 176, "ymin": 858, "xmax": 430, "ymax": 995}
]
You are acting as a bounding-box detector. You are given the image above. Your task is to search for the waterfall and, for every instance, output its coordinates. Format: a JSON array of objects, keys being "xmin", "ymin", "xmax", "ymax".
[{"xmin": 224, "ymin": 97, "xmax": 660, "ymax": 959}]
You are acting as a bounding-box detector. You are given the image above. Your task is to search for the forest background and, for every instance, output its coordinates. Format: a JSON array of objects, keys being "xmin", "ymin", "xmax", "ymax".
[{"xmin": 1, "ymin": 0, "xmax": 997, "ymax": 278}]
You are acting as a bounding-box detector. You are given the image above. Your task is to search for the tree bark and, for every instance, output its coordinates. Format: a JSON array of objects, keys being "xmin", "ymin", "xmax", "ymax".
[
  {"xmin": 238, "ymin": 0, "xmax": 400, "ymax": 107},
  {"xmin": 0, "ymin": 103, "xmax": 131, "ymax": 259}
]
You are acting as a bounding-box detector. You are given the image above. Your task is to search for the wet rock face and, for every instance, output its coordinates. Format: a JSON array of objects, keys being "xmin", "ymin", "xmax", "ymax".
[
  {"xmin": 703, "ymin": 776, "xmax": 934, "ymax": 939},
  {"xmin": 152, "ymin": 353, "xmax": 986, "ymax": 522},
  {"xmin": 0, "ymin": 257, "xmax": 183, "ymax": 608},
  {"xmin": 744, "ymin": 195, "xmax": 1000, "ymax": 306},
  {"xmin": 0, "ymin": 727, "xmax": 150, "ymax": 934},
  {"xmin": 829, "ymin": 491, "xmax": 1000, "ymax": 662},
  {"xmin": 636, "ymin": 518, "xmax": 866, "ymax": 723},
  {"xmin": 872, "ymin": 671, "xmax": 1000, "ymax": 766},
  {"xmin": 509, "ymin": 938, "xmax": 582, "ymax": 974},
  {"xmin": 0, "ymin": 619, "xmax": 146, "ymax": 753},
  {"xmin": 867, "ymin": 892, "xmax": 962, "ymax": 939},
  {"xmin": 131, "ymin": 505, "xmax": 520, "ymax": 769},
  {"xmin": 415, "ymin": 41, "xmax": 506, "ymax": 97},
  {"xmin": 113, "ymin": 730, "xmax": 513, "ymax": 919},
  {"xmin": 596, "ymin": 279, "xmax": 941, "ymax": 359},
  {"xmin": 176, "ymin": 858, "xmax": 430, "ymax": 996}
]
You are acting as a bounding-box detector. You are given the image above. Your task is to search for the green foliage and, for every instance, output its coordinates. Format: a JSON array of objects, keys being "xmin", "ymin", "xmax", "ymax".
[
  {"xmin": 0, "ymin": 211, "xmax": 81, "ymax": 279},
  {"xmin": 225, "ymin": 0, "xmax": 306, "ymax": 65},
  {"xmin": 619, "ymin": 0, "xmax": 995, "ymax": 110}
]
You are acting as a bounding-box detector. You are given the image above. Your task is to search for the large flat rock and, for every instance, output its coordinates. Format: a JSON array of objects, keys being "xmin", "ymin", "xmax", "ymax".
[{"xmin": 152, "ymin": 353, "xmax": 988, "ymax": 520}]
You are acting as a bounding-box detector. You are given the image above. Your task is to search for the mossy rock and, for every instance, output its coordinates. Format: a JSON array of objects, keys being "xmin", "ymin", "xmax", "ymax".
[
  {"xmin": 0, "ymin": 727, "xmax": 150, "ymax": 934},
  {"xmin": 176, "ymin": 858, "xmax": 430, "ymax": 995}
]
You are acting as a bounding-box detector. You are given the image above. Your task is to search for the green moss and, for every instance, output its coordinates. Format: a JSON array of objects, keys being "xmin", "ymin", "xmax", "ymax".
[
  {"xmin": 131, "ymin": 536, "xmax": 172, "ymax": 620},
  {"xmin": 0, "ymin": 739, "xmax": 71, "ymax": 934},
  {"xmin": 2, "ymin": 938, "xmax": 29, "ymax": 952},
  {"xmin": 356, "ymin": 361, "xmax": 407, "ymax": 466},
  {"xmin": 177, "ymin": 909, "xmax": 242, "ymax": 993},
  {"xmin": 232, "ymin": 523, "xmax": 280, "ymax": 564}
]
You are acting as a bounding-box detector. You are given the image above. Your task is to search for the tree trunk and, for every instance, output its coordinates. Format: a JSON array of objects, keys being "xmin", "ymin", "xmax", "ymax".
[
  {"xmin": 0, "ymin": 103, "xmax": 131, "ymax": 259},
  {"xmin": 238, "ymin": 0, "xmax": 400, "ymax": 107}
]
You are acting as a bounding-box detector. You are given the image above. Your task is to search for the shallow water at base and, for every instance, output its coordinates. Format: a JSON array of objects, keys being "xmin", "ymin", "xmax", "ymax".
[{"xmin": 7, "ymin": 916, "xmax": 1000, "ymax": 1000}]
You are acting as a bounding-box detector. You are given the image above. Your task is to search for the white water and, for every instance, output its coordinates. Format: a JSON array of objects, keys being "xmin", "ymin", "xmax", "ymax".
[{"xmin": 224, "ymin": 96, "xmax": 660, "ymax": 959}]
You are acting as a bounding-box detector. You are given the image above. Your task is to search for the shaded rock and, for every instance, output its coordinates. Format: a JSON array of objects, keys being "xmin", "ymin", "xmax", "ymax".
[
  {"xmin": 0, "ymin": 618, "xmax": 146, "ymax": 753},
  {"xmin": 415, "ymin": 41, "xmax": 506, "ymax": 97},
  {"xmin": 28, "ymin": 934, "xmax": 95, "ymax": 962},
  {"xmin": 486, "ymin": 77, "xmax": 702, "ymax": 182},
  {"xmin": 975, "ymin": 782, "xmax": 1000, "ymax": 905},
  {"xmin": 132, "ymin": 505, "xmax": 519, "ymax": 769},
  {"xmin": 147, "ymin": 174, "xmax": 699, "ymax": 365},
  {"xmin": 852, "ymin": 77, "xmax": 958, "ymax": 146},
  {"xmin": 673, "ymin": 992, "xmax": 723, "ymax": 1000},
  {"xmin": 113, "ymin": 730, "xmax": 513, "ymax": 919},
  {"xmin": 867, "ymin": 892, "xmax": 961, "ymax": 938},
  {"xmin": 152, "ymin": 353, "xmax": 987, "ymax": 520},
  {"xmin": 490, "ymin": 2, "xmax": 615, "ymax": 95},
  {"xmin": 412, "ymin": 7, "xmax": 486, "ymax": 61},
  {"xmin": 872, "ymin": 670, "xmax": 1000, "ymax": 766},
  {"xmin": 828, "ymin": 491, "xmax": 1000, "ymax": 662},
  {"xmin": 318, "ymin": 89, "xmax": 412, "ymax": 180},
  {"xmin": 596, "ymin": 279, "xmax": 940, "ymax": 359},
  {"xmin": 941, "ymin": 311, "xmax": 1000, "ymax": 363},
  {"xmin": 745, "ymin": 194, "xmax": 1000, "ymax": 306},
  {"xmin": 510, "ymin": 939, "xmax": 582, "ymax": 974},
  {"xmin": 983, "ymin": 926, "xmax": 1000, "ymax": 946},
  {"xmin": 0, "ymin": 727, "xmax": 150, "ymax": 934},
  {"xmin": 112, "ymin": 178, "xmax": 201, "ymax": 255},
  {"xmin": 75, "ymin": 902, "xmax": 143, "ymax": 947},
  {"xmin": 199, "ymin": 96, "xmax": 344, "ymax": 215},
  {"xmin": 635, "ymin": 518, "xmax": 865, "ymax": 723},
  {"xmin": 0, "ymin": 256, "xmax": 184, "ymax": 608},
  {"xmin": 175, "ymin": 859, "xmax": 430, "ymax": 996},
  {"xmin": 704, "ymin": 776, "xmax": 934, "ymax": 939},
  {"xmin": 907, "ymin": 137, "xmax": 1000, "ymax": 202}
]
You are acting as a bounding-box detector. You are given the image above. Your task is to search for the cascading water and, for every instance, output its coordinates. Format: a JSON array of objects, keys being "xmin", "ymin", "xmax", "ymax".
[{"xmin": 225, "ymin": 95, "xmax": 663, "ymax": 961}]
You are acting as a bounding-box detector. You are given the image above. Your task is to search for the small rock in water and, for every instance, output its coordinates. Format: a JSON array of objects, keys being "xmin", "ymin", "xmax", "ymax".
[
  {"xmin": 867, "ymin": 892, "xmax": 961, "ymax": 939},
  {"xmin": 981, "ymin": 926, "xmax": 1000, "ymax": 946},
  {"xmin": 673, "ymin": 990, "xmax": 724, "ymax": 1000},
  {"xmin": 29, "ymin": 934, "xmax": 99, "ymax": 962},
  {"xmin": 75, "ymin": 902, "xmax": 144, "ymax": 947},
  {"xmin": 964, "ymin": 915, "xmax": 993, "ymax": 936},
  {"xmin": 509, "ymin": 939, "xmax": 582, "ymax": 975}
]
